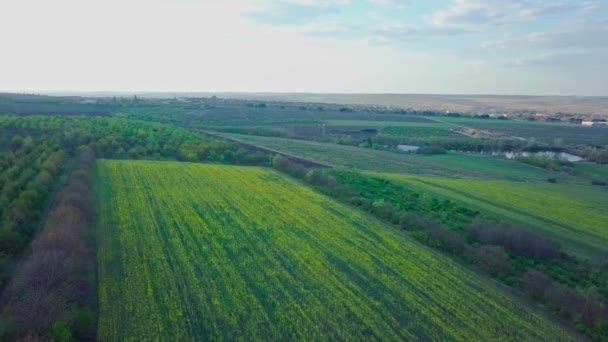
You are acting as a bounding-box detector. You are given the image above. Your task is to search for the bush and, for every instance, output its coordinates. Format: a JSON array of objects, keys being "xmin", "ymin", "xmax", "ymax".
[
  {"xmin": 469, "ymin": 219, "xmax": 561, "ymax": 259},
  {"xmin": 547, "ymin": 177, "xmax": 557, "ymax": 183},
  {"xmin": 52, "ymin": 321, "xmax": 72, "ymax": 342},
  {"xmin": 469, "ymin": 245, "xmax": 512, "ymax": 275},
  {"xmin": 521, "ymin": 270, "xmax": 552, "ymax": 300},
  {"xmin": 68, "ymin": 308, "xmax": 95, "ymax": 340},
  {"xmin": 417, "ymin": 145, "xmax": 446, "ymax": 155}
]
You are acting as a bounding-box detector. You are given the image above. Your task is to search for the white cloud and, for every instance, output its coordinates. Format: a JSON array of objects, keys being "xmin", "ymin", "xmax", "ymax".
[{"xmin": 429, "ymin": 0, "xmax": 593, "ymax": 30}]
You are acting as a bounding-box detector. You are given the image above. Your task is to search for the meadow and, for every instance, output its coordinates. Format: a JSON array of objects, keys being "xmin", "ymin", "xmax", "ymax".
[
  {"xmin": 96, "ymin": 160, "xmax": 571, "ymax": 341},
  {"xmin": 379, "ymin": 174, "xmax": 608, "ymax": 260},
  {"xmin": 218, "ymin": 132, "xmax": 559, "ymax": 181},
  {"xmin": 437, "ymin": 117, "xmax": 608, "ymax": 145}
]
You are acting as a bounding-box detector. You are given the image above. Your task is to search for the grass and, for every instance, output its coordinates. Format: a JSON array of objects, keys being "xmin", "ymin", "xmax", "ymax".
[
  {"xmin": 436, "ymin": 117, "xmax": 608, "ymax": 145},
  {"xmin": 379, "ymin": 174, "xmax": 608, "ymax": 260},
  {"xmin": 574, "ymin": 163, "xmax": 608, "ymax": 179},
  {"xmin": 218, "ymin": 133, "xmax": 558, "ymax": 181},
  {"xmin": 322, "ymin": 119, "xmax": 461, "ymax": 137},
  {"xmin": 96, "ymin": 160, "xmax": 571, "ymax": 341},
  {"xmin": 323, "ymin": 119, "xmax": 441, "ymax": 126},
  {"xmin": 381, "ymin": 126, "xmax": 460, "ymax": 137}
]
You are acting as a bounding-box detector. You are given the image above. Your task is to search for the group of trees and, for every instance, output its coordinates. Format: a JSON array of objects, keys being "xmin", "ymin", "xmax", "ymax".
[
  {"xmin": 579, "ymin": 146, "xmax": 608, "ymax": 164},
  {"xmin": 0, "ymin": 115, "xmax": 270, "ymax": 166},
  {"xmin": 0, "ymin": 114, "xmax": 273, "ymax": 340},
  {"xmin": 271, "ymin": 156, "xmax": 608, "ymax": 340},
  {"xmin": 0, "ymin": 115, "xmax": 270, "ymax": 274},
  {"xmin": 1, "ymin": 150, "xmax": 97, "ymax": 341},
  {"xmin": 0, "ymin": 134, "xmax": 67, "ymax": 288}
]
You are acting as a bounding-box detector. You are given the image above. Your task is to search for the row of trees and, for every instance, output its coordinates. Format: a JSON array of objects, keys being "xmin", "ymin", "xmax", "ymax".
[
  {"xmin": 271, "ymin": 156, "xmax": 608, "ymax": 340},
  {"xmin": 1, "ymin": 150, "xmax": 97, "ymax": 341},
  {"xmin": 0, "ymin": 135, "xmax": 67, "ymax": 288}
]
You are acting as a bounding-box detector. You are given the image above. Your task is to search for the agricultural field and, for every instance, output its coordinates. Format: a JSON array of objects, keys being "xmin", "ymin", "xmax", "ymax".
[
  {"xmin": 436, "ymin": 117, "xmax": 608, "ymax": 145},
  {"xmin": 574, "ymin": 163, "xmax": 608, "ymax": 179},
  {"xmin": 96, "ymin": 160, "xmax": 571, "ymax": 341},
  {"xmin": 217, "ymin": 132, "xmax": 562, "ymax": 181},
  {"xmin": 322, "ymin": 119, "xmax": 460, "ymax": 138},
  {"xmin": 379, "ymin": 174, "xmax": 608, "ymax": 260},
  {"xmin": 322, "ymin": 118, "xmax": 438, "ymax": 126}
]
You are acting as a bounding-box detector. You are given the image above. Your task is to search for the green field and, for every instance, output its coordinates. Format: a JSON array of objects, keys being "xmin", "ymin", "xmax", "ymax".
[
  {"xmin": 381, "ymin": 125, "xmax": 461, "ymax": 137},
  {"xmin": 379, "ymin": 174, "xmax": 608, "ymax": 260},
  {"xmin": 436, "ymin": 117, "xmax": 608, "ymax": 145},
  {"xmin": 323, "ymin": 119, "xmax": 441, "ymax": 127},
  {"xmin": 219, "ymin": 133, "xmax": 561, "ymax": 181},
  {"xmin": 322, "ymin": 119, "xmax": 460, "ymax": 137},
  {"xmin": 574, "ymin": 163, "xmax": 608, "ymax": 178},
  {"xmin": 96, "ymin": 160, "xmax": 571, "ymax": 341}
]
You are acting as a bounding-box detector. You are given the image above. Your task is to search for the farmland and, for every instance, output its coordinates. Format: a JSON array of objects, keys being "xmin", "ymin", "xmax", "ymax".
[
  {"xmin": 320, "ymin": 119, "xmax": 461, "ymax": 138},
  {"xmin": 96, "ymin": 160, "xmax": 570, "ymax": 341},
  {"xmin": 436, "ymin": 117, "xmax": 608, "ymax": 145},
  {"xmin": 379, "ymin": 174, "xmax": 608, "ymax": 260},
  {"xmin": 217, "ymin": 132, "xmax": 560, "ymax": 181}
]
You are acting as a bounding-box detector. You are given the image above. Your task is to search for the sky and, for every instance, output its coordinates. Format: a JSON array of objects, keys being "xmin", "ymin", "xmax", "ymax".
[{"xmin": 0, "ymin": 0, "xmax": 607, "ymax": 95}]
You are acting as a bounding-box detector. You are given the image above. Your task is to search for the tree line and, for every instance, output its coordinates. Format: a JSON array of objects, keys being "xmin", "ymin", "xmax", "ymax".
[{"xmin": 1, "ymin": 150, "xmax": 97, "ymax": 341}]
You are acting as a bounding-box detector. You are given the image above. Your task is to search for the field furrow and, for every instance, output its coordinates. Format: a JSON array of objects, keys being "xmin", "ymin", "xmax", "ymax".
[{"xmin": 96, "ymin": 160, "xmax": 572, "ymax": 341}]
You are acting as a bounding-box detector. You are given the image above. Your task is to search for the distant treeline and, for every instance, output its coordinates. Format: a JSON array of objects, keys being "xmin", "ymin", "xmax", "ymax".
[{"xmin": 0, "ymin": 94, "xmax": 114, "ymax": 117}]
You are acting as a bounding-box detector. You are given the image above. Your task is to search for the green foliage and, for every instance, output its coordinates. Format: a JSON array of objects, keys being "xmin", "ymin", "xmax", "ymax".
[
  {"xmin": 380, "ymin": 174, "xmax": 608, "ymax": 261},
  {"xmin": 517, "ymin": 155, "xmax": 566, "ymax": 171},
  {"xmin": 52, "ymin": 321, "xmax": 72, "ymax": 342}
]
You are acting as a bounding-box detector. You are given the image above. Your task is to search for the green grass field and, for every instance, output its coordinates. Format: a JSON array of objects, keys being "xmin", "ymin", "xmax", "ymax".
[
  {"xmin": 379, "ymin": 174, "xmax": 608, "ymax": 260},
  {"xmin": 323, "ymin": 119, "xmax": 442, "ymax": 127},
  {"xmin": 322, "ymin": 119, "xmax": 460, "ymax": 137},
  {"xmin": 574, "ymin": 163, "xmax": 608, "ymax": 179},
  {"xmin": 96, "ymin": 160, "xmax": 571, "ymax": 341},
  {"xmin": 436, "ymin": 117, "xmax": 608, "ymax": 145},
  {"xmin": 382, "ymin": 126, "xmax": 461, "ymax": 138},
  {"xmin": 219, "ymin": 133, "xmax": 559, "ymax": 181}
]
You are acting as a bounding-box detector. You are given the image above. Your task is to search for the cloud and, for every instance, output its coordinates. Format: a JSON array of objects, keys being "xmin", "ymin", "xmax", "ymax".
[
  {"xmin": 374, "ymin": 23, "xmax": 475, "ymax": 41},
  {"xmin": 429, "ymin": 0, "xmax": 594, "ymax": 30},
  {"xmin": 250, "ymin": 0, "xmax": 351, "ymax": 25},
  {"xmin": 510, "ymin": 51, "xmax": 608, "ymax": 67},
  {"xmin": 483, "ymin": 20, "xmax": 608, "ymax": 49},
  {"xmin": 368, "ymin": 0, "xmax": 410, "ymax": 8}
]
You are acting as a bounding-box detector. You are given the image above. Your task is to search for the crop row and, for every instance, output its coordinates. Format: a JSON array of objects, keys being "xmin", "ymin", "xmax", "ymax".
[{"xmin": 96, "ymin": 160, "xmax": 571, "ymax": 341}]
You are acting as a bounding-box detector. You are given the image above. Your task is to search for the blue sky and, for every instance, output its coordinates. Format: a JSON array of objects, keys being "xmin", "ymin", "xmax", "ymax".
[{"xmin": 1, "ymin": 0, "xmax": 607, "ymax": 95}]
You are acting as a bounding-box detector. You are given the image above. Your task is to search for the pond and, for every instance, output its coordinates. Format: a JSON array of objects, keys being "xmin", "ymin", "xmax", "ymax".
[
  {"xmin": 397, "ymin": 145, "xmax": 420, "ymax": 153},
  {"xmin": 495, "ymin": 151, "xmax": 584, "ymax": 162}
]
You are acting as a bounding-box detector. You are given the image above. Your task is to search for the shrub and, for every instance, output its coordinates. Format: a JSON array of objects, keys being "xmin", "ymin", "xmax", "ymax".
[
  {"xmin": 469, "ymin": 219, "xmax": 561, "ymax": 259},
  {"xmin": 52, "ymin": 321, "xmax": 72, "ymax": 342},
  {"xmin": 521, "ymin": 270, "xmax": 552, "ymax": 300},
  {"xmin": 417, "ymin": 145, "xmax": 446, "ymax": 155},
  {"xmin": 469, "ymin": 245, "xmax": 512, "ymax": 275}
]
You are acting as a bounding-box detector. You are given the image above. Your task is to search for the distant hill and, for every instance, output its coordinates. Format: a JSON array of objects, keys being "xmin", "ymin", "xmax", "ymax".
[
  {"xmin": 212, "ymin": 93, "xmax": 608, "ymax": 117},
  {"xmin": 38, "ymin": 91, "xmax": 608, "ymax": 116}
]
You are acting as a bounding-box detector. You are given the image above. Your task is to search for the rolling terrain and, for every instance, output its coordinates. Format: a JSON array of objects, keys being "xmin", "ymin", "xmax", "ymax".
[{"xmin": 214, "ymin": 93, "xmax": 608, "ymax": 116}]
